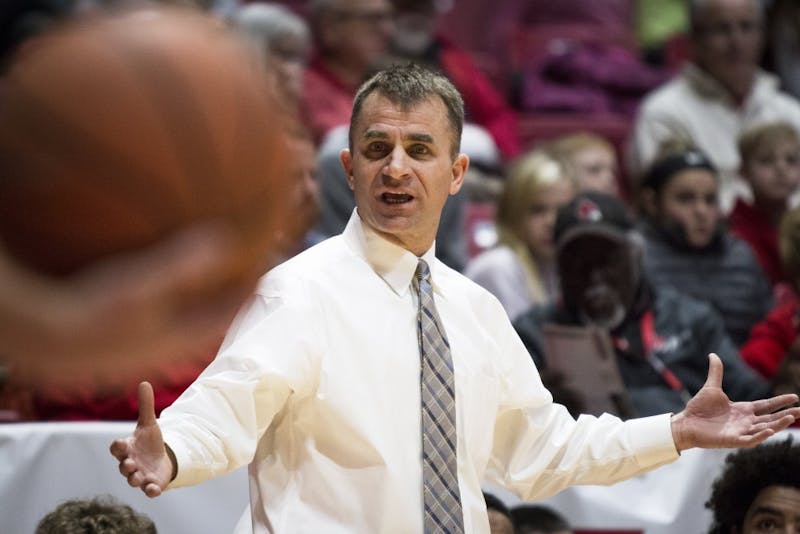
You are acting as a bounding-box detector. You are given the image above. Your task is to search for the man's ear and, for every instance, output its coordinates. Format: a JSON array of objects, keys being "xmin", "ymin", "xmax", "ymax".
[
  {"xmin": 449, "ymin": 153, "xmax": 469, "ymax": 195},
  {"xmin": 340, "ymin": 149, "xmax": 355, "ymax": 191}
]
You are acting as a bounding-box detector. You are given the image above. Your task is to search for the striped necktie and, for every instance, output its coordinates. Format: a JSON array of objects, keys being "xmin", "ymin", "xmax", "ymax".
[{"xmin": 413, "ymin": 259, "xmax": 464, "ymax": 533}]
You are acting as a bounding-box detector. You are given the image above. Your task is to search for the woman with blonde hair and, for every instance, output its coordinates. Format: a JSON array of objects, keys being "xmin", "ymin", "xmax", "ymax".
[{"xmin": 465, "ymin": 150, "xmax": 577, "ymax": 320}]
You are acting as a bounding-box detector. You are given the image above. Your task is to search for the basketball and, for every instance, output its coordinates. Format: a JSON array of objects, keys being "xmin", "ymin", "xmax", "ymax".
[{"xmin": 0, "ymin": 6, "xmax": 293, "ymax": 291}]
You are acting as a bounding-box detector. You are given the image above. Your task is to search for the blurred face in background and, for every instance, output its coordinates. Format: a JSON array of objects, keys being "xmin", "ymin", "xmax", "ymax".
[
  {"xmin": 691, "ymin": 0, "xmax": 763, "ymax": 100},
  {"xmin": 570, "ymin": 145, "xmax": 618, "ymax": 196},
  {"xmin": 270, "ymin": 33, "xmax": 311, "ymax": 102},
  {"xmin": 742, "ymin": 137, "xmax": 800, "ymax": 207},
  {"xmin": 558, "ymin": 236, "xmax": 638, "ymax": 330},
  {"xmin": 656, "ymin": 168, "xmax": 720, "ymax": 248},
  {"xmin": 523, "ymin": 179, "xmax": 576, "ymax": 261},
  {"xmin": 320, "ymin": 0, "xmax": 395, "ymax": 73}
]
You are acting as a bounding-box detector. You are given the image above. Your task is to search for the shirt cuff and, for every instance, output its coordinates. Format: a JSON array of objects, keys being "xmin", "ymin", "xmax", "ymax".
[
  {"xmin": 626, "ymin": 413, "xmax": 680, "ymax": 468},
  {"xmin": 161, "ymin": 428, "xmax": 213, "ymax": 489}
]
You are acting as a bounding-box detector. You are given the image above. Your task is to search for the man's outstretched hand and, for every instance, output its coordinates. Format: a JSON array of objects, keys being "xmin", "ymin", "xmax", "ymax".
[
  {"xmin": 671, "ymin": 353, "xmax": 800, "ymax": 452},
  {"xmin": 109, "ymin": 382, "xmax": 176, "ymax": 497}
]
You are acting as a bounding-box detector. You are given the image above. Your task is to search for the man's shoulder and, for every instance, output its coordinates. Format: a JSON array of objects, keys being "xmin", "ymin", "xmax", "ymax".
[
  {"xmin": 638, "ymin": 71, "xmax": 694, "ymax": 114},
  {"xmin": 260, "ymin": 236, "xmax": 350, "ymax": 288}
]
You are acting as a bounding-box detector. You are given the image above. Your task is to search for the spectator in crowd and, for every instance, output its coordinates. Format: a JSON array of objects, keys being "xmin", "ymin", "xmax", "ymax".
[
  {"xmin": 231, "ymin": 2, "xmax": 311, "ymax": 104},
  {"xmin": 300, "ymin": 0, "xmax": 395, "ymax": 143},
  {"xmin": 465, "ymin": 150, "xmax": 577, "ymax": 320},
  {"xmin": 740, "ymin": 206, "xmax": 800, "ymax": 394},
  {"xmin": 705, "ymin": 436, "xmax": 800, "ymax": 534},
  {"xmin": 629, "ymin": 0, "xmax": 800, "ymax": 213},
  {"xmin": 638, "ymin": 140, "xmax": 773, "ymax": 346},
  {"xmin": 268, "ymin": 123, "xmax": 323, "ymax": 264},
  {"xmin": 514, "ymin": 191, "xmax": 770, "ymax": 417},
  {"xmin": 388, "ymin": 0, "xmax": 521, "ymax": 159},
  {"xmin": 730, "ymin": 121, "xmax": 800, "ymax": 293},
  {"xmin": 110, "ymin": 63, "xmax": 800, "ymax": 533},
  {"xmin": 511, "ymin": 503, "xmax": 573, "ymax": 534},
  {"xmin": 484, "ymin": 491, "xmax": 515, "ymax": 534},
  {"xmin": 548, "ymin": 132, "xmax": 620, "ymax": 198},
  {"xmin": 36, "ymin": 495, "xmax": 156, "ymax": 534}
]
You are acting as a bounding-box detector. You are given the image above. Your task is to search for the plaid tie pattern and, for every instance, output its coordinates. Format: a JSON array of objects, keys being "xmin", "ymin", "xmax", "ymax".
[{"xmin": 413, "ymin": 259, "xmax": 464, "ymax": 533}]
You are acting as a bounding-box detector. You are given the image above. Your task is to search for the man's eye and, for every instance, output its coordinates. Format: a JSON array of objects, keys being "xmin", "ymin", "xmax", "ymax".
[
  {"xmin": 755, "ymin": 517, "xmax": 780, "ymax": 531},
  {"xmin": 409, "ymin": 144, "xmax": 429, "ymax": 156},
  {"xmin": 368, "ymin": 142, "xmax": 387, "ymax": 153}
]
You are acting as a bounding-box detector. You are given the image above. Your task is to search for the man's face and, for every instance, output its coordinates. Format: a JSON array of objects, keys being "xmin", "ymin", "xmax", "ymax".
[
  {"xmin": 558, "ymin": 235, "xmax": 638, "ymax": 329},
  {"xmin": 323, "ymin": 0, "xmax": 395, "ymax": 72},
  {"xmin": 657, "ymin": 168, "xmax": 720, "ymax": 248},
  {"xmin": 741, "ymin": 485, "xmax": 800, "ymax": 533},
  {"xmin": 487, "ymin": 509, "xmax": 514, "ymax": 534},
  {"xmin": 692, "ymin": 0, "xmax": 762, "ymax": 99},
  {"xmin": 340, "ymin": 92, "xmax": 467, "ymax": 255}
]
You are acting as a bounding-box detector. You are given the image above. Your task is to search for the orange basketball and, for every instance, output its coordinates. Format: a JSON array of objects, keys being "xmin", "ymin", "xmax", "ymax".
[{"xmin": 0, "ymin": 6, "xmax": 292, "ymax": 289}]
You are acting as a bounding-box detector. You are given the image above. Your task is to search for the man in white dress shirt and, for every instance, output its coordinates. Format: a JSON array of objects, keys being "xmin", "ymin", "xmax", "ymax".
[{"xmin": 111, "ymin": 64, "xmax": 800, "ymax": 533}]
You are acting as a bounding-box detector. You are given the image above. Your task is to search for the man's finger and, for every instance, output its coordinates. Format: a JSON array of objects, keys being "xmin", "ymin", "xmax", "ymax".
[
  {"xmin": 109, "ymin": 439, "xmax": 129, "ymax": 460},
  {"xmin": 137, "ymin": 381, "xmax": 157, "ymax": 427},
  {"xmin": 750, "ymin": 394, "xmax": 800, "ymax": 416},
  {"xmin": 703, "ymin": 353, "xmax": 723, "ymax": 389}
]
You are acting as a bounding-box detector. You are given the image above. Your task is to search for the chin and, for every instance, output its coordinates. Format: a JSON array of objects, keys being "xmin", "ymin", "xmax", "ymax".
[{"xmin": 580, "ymin": 304, "xmax": 626, "ymax": 330}]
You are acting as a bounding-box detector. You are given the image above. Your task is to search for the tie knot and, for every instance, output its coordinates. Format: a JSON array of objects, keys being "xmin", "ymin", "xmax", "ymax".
[{"xmin": 415, "ymin": 259, "xmax": 431, "ymax": 283}]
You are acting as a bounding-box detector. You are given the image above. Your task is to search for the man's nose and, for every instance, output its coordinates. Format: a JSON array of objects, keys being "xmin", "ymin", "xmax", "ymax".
[{"xmin": 383, "ymin": 146, "xmax": 410, "ymax": 180}]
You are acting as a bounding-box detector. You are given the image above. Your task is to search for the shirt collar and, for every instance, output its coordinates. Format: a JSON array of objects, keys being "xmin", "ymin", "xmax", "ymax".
[
  {"xmin": 342, "ymin": 209, "xmax": 442, "ymax": 297},
  {"xmin": 684, "ymin": 63, "xmax": 778, "ymax": 107}
]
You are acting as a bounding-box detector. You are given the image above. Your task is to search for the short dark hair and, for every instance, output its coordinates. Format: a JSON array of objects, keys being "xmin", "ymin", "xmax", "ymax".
[
  {"xmin": 349, "ymin": 62, "xmax": 464, "ymax": 158},
  {"xmin": 705, "ymin": 436, "xmax": 800, "ymax": 534},
  {"xmin": 36, "ymin": 496, "xmax": 157, "ymax": 534},
  {"xmin": 511, "ymin": 503, "xmax": 571, "ymax": 533}
]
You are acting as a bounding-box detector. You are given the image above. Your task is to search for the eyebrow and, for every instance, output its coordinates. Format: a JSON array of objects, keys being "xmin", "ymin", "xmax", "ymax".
[
  {"xmin": 362, "ymin": 130, "xmax": 435, "ymax": 144},
  {"xmin": 749, "ymin": 506, "xmax": 784, "ymax": 518}
]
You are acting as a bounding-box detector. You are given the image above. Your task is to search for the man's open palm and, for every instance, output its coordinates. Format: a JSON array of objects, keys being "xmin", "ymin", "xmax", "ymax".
[
  {"xmin": 109, "ymin": 382, "xmax": 174, "ymax": 497},
  {"xmin": 671, "ymin": 354, "xmax": 800, "ymax": 451}
]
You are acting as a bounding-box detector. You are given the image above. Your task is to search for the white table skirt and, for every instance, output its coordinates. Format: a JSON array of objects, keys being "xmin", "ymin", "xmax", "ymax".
[{"xmin": 1, "ymin": 421, "xmax": 796, "ymax": 533}]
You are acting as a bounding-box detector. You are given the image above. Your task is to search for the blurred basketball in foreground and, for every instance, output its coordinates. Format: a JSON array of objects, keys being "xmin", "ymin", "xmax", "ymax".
[{"xmin": 0, "ymin": 6, "xmax": 292, "ymax": 293}]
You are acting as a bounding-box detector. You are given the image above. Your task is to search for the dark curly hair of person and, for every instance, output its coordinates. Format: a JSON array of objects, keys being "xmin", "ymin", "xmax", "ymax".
[
  {"xmin": 36, "ymin": 495, "xmax": 156, "ymax": 534},
  {"xmin": 705, "ymin": 436, "xmax": 800, "ymax": 534}
]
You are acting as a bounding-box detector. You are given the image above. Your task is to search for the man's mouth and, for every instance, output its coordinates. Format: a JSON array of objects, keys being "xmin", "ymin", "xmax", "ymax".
[{"xmin": 382, "ymin": 192, "xmax": 413, "ymax": 204}]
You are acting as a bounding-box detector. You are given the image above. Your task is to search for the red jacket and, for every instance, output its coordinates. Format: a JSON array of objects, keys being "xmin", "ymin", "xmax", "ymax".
[
  {"xmin": 729, "ymin": 198, "xmax": 783, "ymax": 286},
  {"xmin": 740, "ymin": 298, "xmax": 799, "ymax": 379}
]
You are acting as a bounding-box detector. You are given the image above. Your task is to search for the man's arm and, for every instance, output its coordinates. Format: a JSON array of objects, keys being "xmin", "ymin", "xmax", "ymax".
[
  {"xmin": 109, "ymin": 382, "xmax": 176, "ymax": 498},
  {"xmin": 670, "ymin": 353, "xmax": 800, "ymax": 452}
]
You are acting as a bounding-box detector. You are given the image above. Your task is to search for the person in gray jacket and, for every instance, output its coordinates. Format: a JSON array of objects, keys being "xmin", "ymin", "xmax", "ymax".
[
  {"xmin": 638, "ymin": 142, "xmax": 773, "ymax": 347},
  {"xmin": 513, "ymin": 191, "xmax": 771, "ymax": 417}
]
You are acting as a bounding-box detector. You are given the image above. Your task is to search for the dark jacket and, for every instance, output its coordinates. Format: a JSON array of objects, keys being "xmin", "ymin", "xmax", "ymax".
[
  {"xmin": 639, "ymin": 219, "xmax": 773, "ymax": 346},
  {"xmin": 513, "ymin": 284, "xmax": 770, "ymax": 417}
]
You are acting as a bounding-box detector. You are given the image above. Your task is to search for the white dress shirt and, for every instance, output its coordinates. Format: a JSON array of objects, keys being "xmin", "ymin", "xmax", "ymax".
[{"xmin": 160, "ymin": 210, "xmax": 679, "ymax": 533}]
